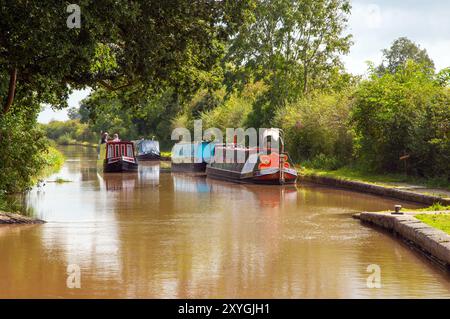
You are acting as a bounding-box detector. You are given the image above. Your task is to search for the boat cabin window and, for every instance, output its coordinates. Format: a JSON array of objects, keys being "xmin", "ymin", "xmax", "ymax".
[
  {"xmin": 108, "ymin": 144, "xmax": 114, "ymax": 158},
  {"xmin": 107, "ymin": 143, "xmax": 134, "ymax": 158},
  {"xmin": 176, "ymin": 144, "xmax": 190, "ymax": 156},
  {"xmin": 266, "ymin": 136, "xmax": 272, "ymax": 154},
  {"xmin": 127, "ymin": 145, "xmax": 133, "ymax": 157},
  {"xmin": 138, "ymin": 141, "xmax": 159, "ymax": 155}
]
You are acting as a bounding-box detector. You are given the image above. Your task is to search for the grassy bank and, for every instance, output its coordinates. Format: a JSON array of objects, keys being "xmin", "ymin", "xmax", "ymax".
[
  {"xmin": 377, "ymin": 203, "xmax": 450, "ymax": 214},
  {"xmin": 35, "ymin": 146, "xmax": 65, "ymax": 182},
  {"xmin": 160, "ymin": 151, "xmax": 171, "ymax": 159},
  {"xmin": 0, "ymin": 195, "xmax": 17, "ymax": 213},
  {"xmin": 416, "ymin": 214, "xmax": 450, "ymax": 235},
  {"xmin": 298, "ymin": 165, "xmax": 450, "ymax": 191},
  {"xmin": 412, "ymin": 203, "xmax": 450, "ymax": 212}
]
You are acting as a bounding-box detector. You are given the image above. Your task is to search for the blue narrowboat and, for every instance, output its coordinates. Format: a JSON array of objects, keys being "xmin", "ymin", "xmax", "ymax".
[{"xmin": 171, "ymin": 141, "xmax": 215, "ymax": 173}]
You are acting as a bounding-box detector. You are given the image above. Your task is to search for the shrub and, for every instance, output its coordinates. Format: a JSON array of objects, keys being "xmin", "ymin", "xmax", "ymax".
[
  {"xmin": 201, "ymin": 92, "xmax": 253, "ymax": 130},
  {"xmin": 352, "ymin": 61, "xmax": 450, "ymax": 177},
  {"xmin": 56, "ymin": 133, "xmax": 74, "ymax": 145},
  {"xmin": 303, "ymin": 154, "xmax": 343, "ymax": 170},
  {"xmin": 173, "ymin": 81, "xmax": 267, "ymax": 135},
  {"xmin": 0, "ymin": 101, "xmax": 48, "ymax": 193},
  {"xmin": 43, "ymin": 119, "xmax": 97, "ymax": 144},
  {"xmin": 274, "ymin": 90, "xmax": 354, "ymax": 166}
]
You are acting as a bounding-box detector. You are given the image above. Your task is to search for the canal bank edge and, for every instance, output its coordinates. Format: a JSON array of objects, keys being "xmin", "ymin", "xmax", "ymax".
[
  {"xmin": 299, "ymin": 174, "xmax": 450, "ymax": 205},
  {"xmin": 355, "ymin": 211, "xmax": 450, "ymax": 269},
  {"xmin": 0, "ymin": 146, "xmax": 64, "ymax": 225},
  {"xmin": 0, "ymin": 212, "xmax": 45, "ymax": 224}
]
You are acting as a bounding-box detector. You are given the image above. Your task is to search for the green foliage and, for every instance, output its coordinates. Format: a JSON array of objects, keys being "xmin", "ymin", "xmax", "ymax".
[
  {"xmin": 352, "ymin": 61, "xmax": 450, "ymax": 177},
  {"xmin": 300, "ymin": 165, "xmax": 450, "ymax": 190},
  {"xmin": 436, "ymin": 67, "xmax": 450, "ymax": 87},
  {"xmin": 0, "ymin": 100, "xmax": 48, "ymax": 193},
  {"xmin": 79, "ymin": 88, "xmax": 182, "ymax": 148},
  {"xmin": 302, "ymin": 154, "xmax": 343, "ymax": 171},
  {"xmin": 2, "ymin": 0, "xmax": 255, "ymax": 193},
  {"xmin": 274, "ymin": 90, "xmax": 354, "ymax": 165},
  {"xmin": 227, "ymin": 0, "xmax": 352, "ymax": 125},
  {"xmin": 79, "ymin": 90, "xmax": 137, "ymax": 140},
  {"xmin": 67, "ymin": 107, "xmax": 82, "ymax": 120},
  {"xmin": 79, "ymin": 81, "xmax": 266, "ymax": 149},
  {"xmin": 0, "ymin": 193, "xmax": 22, "ymax": 213},
  {"xmin": 52, "ymin": 178, "xmax": 72, "ymax": 184},
  {"xmin": 43, "ymin": 120, "xmax": 97, "ymax": 144},
  {"xmin": 172, "ymin": 81, "xmax": 267, "ymax": 134},
  {"xmin": 56, "ymin": 133, "xmax": 74, "ymax": 145},
  {"xmin": 202, "ymin": 82, "xmax": 266, "ymax": 129},
  {"xmin": 37, "ymin": 146, "xmax": 65, "ymax": 181},
  {"xmin": 2, "ymin": 0, "xmax": 446, "ymax": 189},
  {"xmin": 416, "ymin": 214, "xmax": 450, "ymax": 234},
  {"xmin": 377, "ymin": 37, "xmax": 435, "ymax": 75},
  {"xmin": 0, "ymin": 0, "xmax": 254, "ymax": 123},
  {"xmin": 417, "ymin": 203, "xmax": 450, "ymax": 212}
]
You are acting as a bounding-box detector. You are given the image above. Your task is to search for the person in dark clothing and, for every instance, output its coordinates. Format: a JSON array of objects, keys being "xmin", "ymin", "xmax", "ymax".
[{"xmin": 101, "ymin": 132, "xmax": 109, "ymax": 144}]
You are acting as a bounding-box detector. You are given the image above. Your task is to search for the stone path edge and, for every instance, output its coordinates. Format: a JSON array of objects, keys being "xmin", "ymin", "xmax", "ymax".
[
  {"xmin": 354, "ymin": 211, "xmax": 450, "ymax": 269},
  {"xmin": 0, "ymin": 212, "xmax": 45, "ymax": 224},
  {"xmin": 299, "ymin": 174, "xmax": 450, "ymax": 205}
]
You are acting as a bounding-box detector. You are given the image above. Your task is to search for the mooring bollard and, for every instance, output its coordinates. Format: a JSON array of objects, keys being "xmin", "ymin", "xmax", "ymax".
[{"xmin": 392, "ymin": 204, "xmax": 403, "ymax": 215}]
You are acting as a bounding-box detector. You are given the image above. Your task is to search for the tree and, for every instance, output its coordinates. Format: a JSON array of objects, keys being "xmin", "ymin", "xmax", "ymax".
[
  {"xmin": 79, "ymin": 87, "xmax": 183, "ymax": 147},
  {"xmin": 0, "ymin": 0, "xmax": 254, "ymax": 115},
  {"xmin": 226, "ymin": 0, "xmax": 352, "ymax": 125},
  {"xmin": 0, "ymin": 1, "xmax": 254, "ymax": 193},
  {"xmin": 67, "ymin": 107, "xmax": 82, "ymax": 120},
  {"xmin": 0, "ymin": 97, "xmax": 48, "ymax": 193},
  {"xmin": 352, "ymin": 61, "xmax": 449, "ymax": 177},
  {"xmin": 377, "ymin": 37, "xmax": 435, "ymax": 75}
]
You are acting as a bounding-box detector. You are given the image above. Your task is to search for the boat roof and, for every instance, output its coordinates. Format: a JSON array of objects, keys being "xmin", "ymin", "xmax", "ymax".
[
  {"xmin": 106, "ymin": 141, "xmax": 134, "ymax": 145},
  {"xmin": 174, "ymin": 140, "xmax": 212, "ymax": 145},
  {"xmin": 134, "ymin": 139, "xmax": 159, "ymax": 145}
]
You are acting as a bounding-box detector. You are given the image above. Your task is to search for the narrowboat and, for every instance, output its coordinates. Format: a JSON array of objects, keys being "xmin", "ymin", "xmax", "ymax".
[
  {"xmin": 98, "ymin": 141, "xmax": 138, "ymax": 173},
  {"xmin": 134, "ymin": 139, "xmax": 161, "ymax": 161},
  {"xmin": 206, "ymin": 129, "xmax": 298, "ymax": 185},
  {"xmin": 171, "ymin": 141, "xmax": 215, "ymax": 173}
]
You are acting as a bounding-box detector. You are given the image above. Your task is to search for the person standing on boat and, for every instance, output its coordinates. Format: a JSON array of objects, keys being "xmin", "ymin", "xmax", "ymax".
[
  {"xmin": 112, "ymin": 133, "xmax": 121, "ymax": 142},
  {"xmin": 101, "ymin": 132, "xmax": 109, "ymax": 144}
]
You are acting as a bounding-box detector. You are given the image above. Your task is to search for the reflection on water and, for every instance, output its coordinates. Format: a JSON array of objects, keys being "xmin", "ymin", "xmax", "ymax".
[{"xmin": 0, "ymin": 146, "xmax": 449, "ymax": 298}]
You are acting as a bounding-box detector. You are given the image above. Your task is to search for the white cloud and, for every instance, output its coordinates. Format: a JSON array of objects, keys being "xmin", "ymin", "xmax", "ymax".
[
  {"xmin": 343, "ymin": 0, "xmax": 450, "ymax": 74},
  {"xmin": 421, "ymin": 39, "xmax": 450, "ymax": 71}
]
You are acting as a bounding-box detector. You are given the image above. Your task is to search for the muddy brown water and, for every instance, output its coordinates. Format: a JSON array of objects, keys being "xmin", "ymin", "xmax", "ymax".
[{"xmin": 0, "ymin": 146, "xmax": 449, "ymax": 298}]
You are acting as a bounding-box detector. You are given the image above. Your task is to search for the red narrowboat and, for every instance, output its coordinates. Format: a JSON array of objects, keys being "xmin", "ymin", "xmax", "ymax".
[
  {"xmin": 206, "ymin": 129, "xmax": 298, "ymax": 185},
  {"xmin": 98, "ymin": 141, "xmax": 138, "ymax": 173}
]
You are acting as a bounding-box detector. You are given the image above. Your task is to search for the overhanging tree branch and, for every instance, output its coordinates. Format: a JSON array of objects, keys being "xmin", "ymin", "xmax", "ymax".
[{"xmin": 99, "ymin": 80, "xmax": 134, "ymax": 91}]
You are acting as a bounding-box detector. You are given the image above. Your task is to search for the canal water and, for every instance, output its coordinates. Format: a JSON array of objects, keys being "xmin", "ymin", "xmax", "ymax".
[{"xmin": 0, "ymin": 146, "xmax": 449, "ymax": 298}]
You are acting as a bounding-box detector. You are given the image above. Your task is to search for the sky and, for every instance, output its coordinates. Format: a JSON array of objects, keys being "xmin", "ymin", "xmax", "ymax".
[
  {"xmin": 38, "ymin": 0, "xmax": 450, "ymax": 124},
  {"xmin": 342, "ymin": 0, "xmax": 450, "ymax": 75}
]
